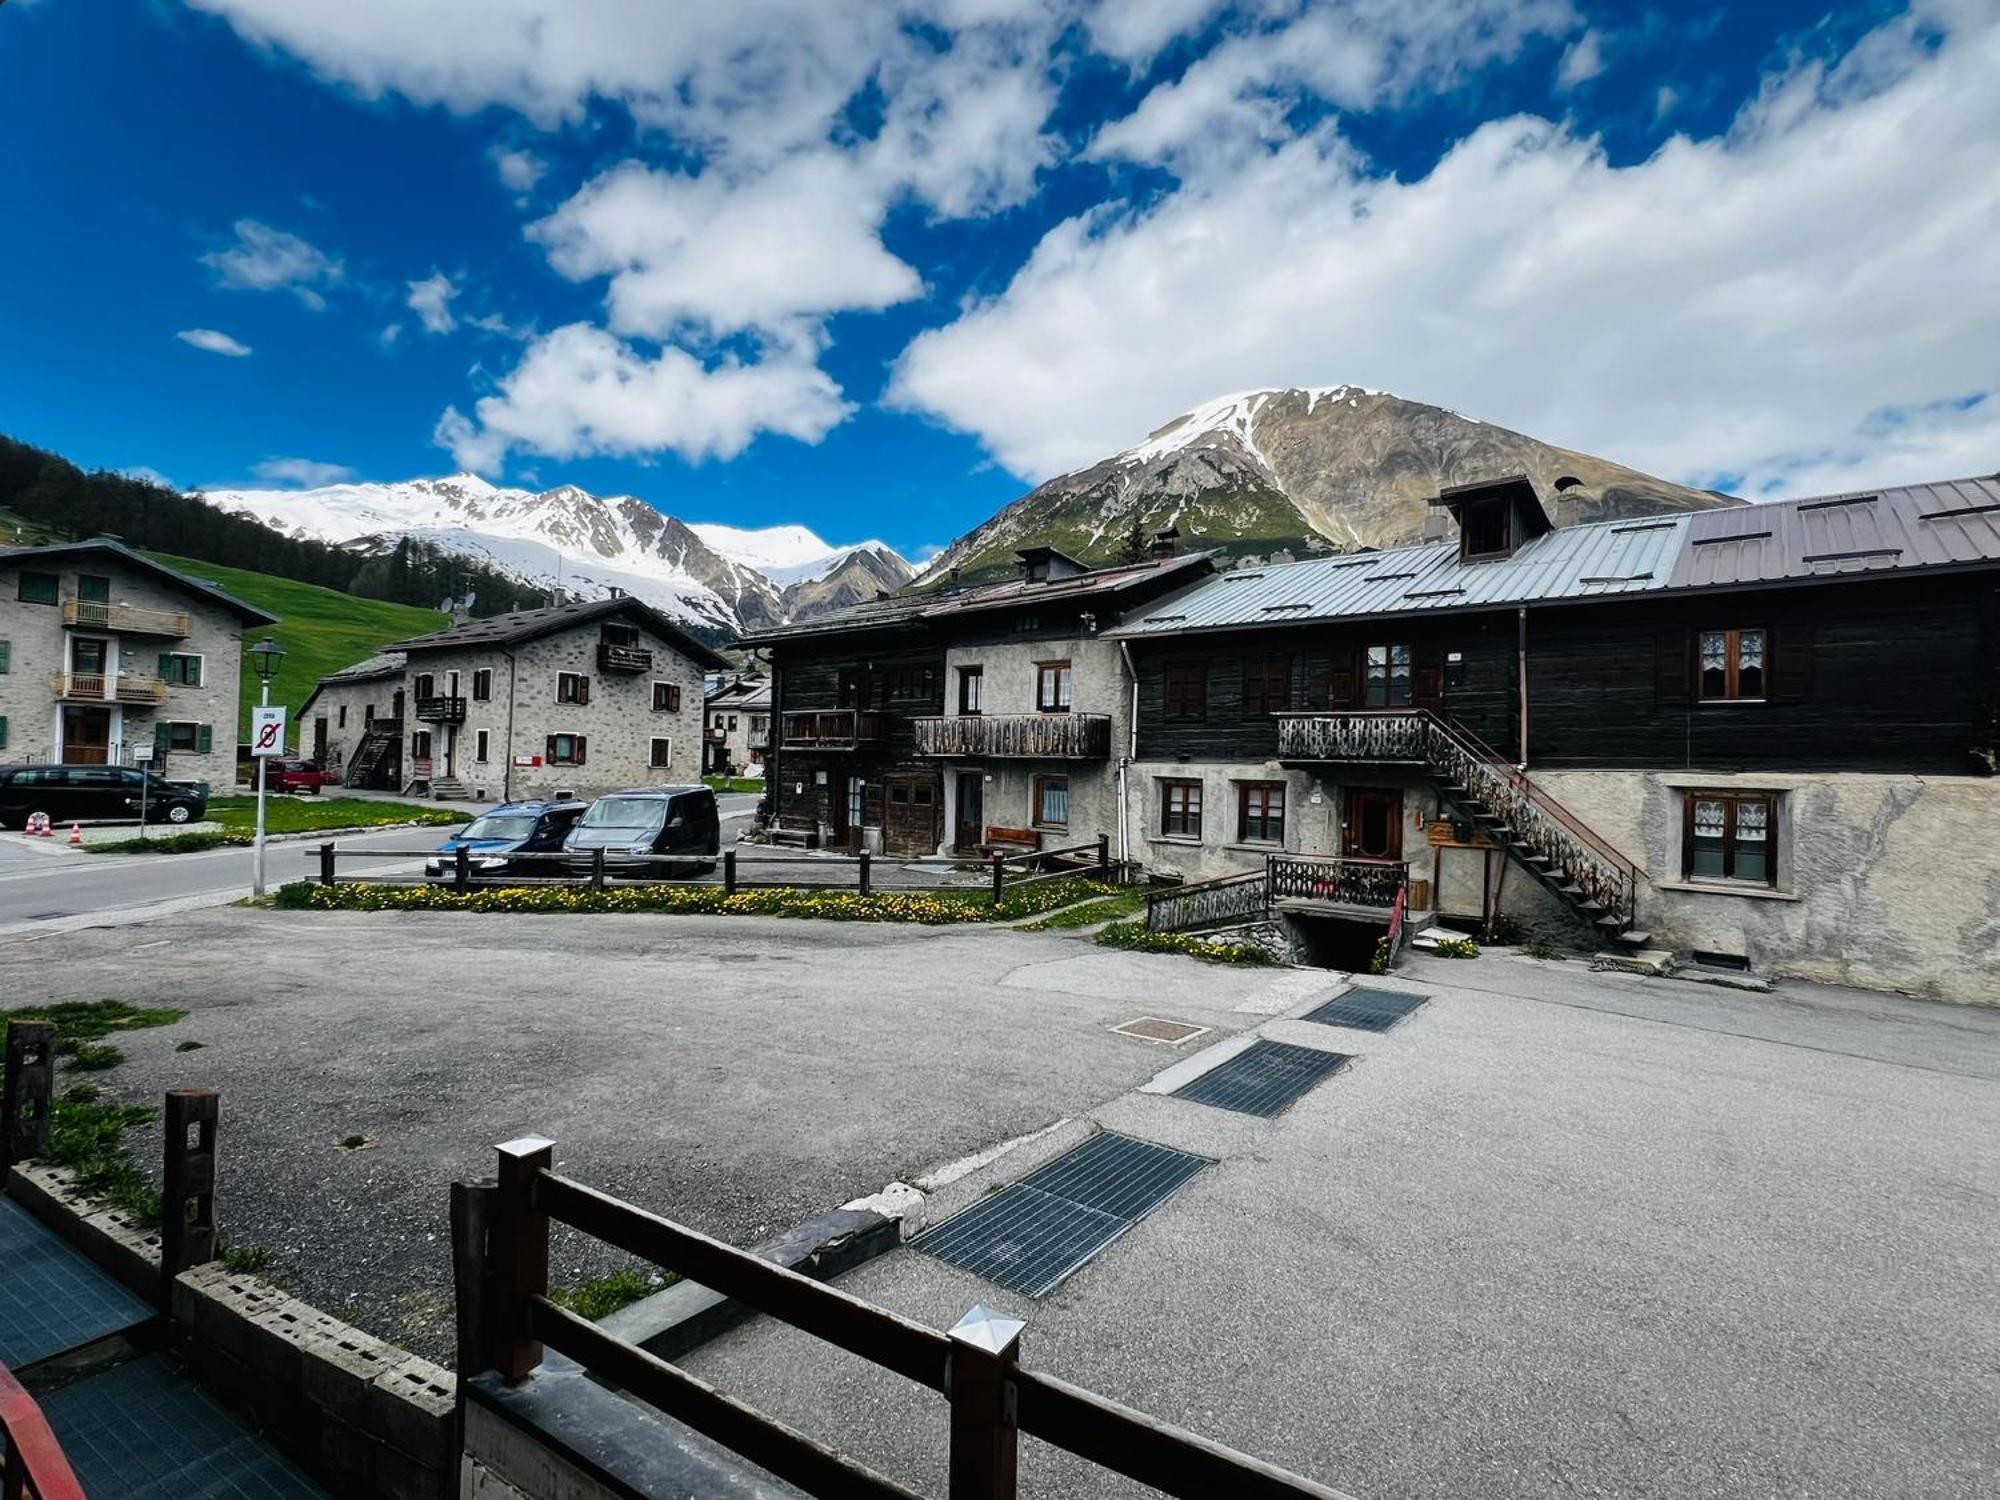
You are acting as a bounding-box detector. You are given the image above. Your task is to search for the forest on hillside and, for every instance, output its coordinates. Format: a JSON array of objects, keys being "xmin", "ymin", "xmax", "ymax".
[{"xmin": 0, "ymin": 433, "xmax": 540, "ymax": 615}]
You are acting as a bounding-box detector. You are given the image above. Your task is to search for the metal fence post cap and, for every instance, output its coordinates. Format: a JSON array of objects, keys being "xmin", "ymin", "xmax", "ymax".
[
  {"xmin": 949, "ymin": 1305, "xmax": 1026, "ymax": 1354},
  {"xmin": 496, "ymin": 1135, "xmax": 555, "ymax": 1158}
]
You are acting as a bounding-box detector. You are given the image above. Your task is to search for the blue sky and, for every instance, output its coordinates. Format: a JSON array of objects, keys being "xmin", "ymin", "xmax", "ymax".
[{"xmin": 2, "ymin": 1, "xmax": 1994, "ymax": 558}]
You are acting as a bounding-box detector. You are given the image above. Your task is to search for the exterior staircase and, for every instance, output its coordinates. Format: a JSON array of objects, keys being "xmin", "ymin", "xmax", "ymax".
[
  {"xmin": 342, "ymin": 726, "xmax": 396, "ymax": 789},
  {"xmin": 428, "ymin": 775, "xmax": 470, "ymax": 801}
]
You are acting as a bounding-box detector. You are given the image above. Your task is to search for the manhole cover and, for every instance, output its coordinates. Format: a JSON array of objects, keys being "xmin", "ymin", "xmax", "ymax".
[
  {"xmin": 1302, "ymin": 986, "xmax": 1428, "ymax": 1033},
  {"xmin": 1111, "ymin": 1016, "xmax": 1210, "ymax": 1046},
  {"xmin": 913, "ymin": 1132, "xmax": 1211, "ymax": 1297},
  {"xmin": 1171, "ymin": 1039, "xmax": 1351, "ymax": 1118}
]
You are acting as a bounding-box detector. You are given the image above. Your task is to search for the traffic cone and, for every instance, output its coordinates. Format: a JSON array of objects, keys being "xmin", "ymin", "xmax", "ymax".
[
  {"xmin": 68, "ymin": 822, "xmax": 82, "ymax": 846},
  {"xmin": 37, "ymin": 815, "xmax": 52, "ymax": 837}
]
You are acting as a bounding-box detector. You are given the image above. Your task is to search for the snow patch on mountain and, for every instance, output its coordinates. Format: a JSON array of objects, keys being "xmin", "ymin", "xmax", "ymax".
[{"xmin": 688, "ymin": 522, "xmax": 907, "ymax": 586}]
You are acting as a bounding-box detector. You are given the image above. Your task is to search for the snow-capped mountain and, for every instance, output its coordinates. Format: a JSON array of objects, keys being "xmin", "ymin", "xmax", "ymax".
[
  {"xmin": 916, "ymin": 385, "xmax": 1738, "ymax": 585},
  {"xmin": 195, "ymin": 474, "xmax": 912, "ymax": 632}
]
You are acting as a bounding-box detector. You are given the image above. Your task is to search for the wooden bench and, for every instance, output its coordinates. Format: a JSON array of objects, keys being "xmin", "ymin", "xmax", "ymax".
[{"xmin": 980, "ymin": 825, "xmax": 1041, "ymax": 856}]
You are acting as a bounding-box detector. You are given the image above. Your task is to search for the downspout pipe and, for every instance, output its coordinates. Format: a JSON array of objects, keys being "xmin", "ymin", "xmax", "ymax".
[
  {"xmin": 1516, "ymin": 606, "xmax": 1530, "ymax": 769},
  {"xmin": 1117, "ymin": 641, "xmax": 1141, "ymax": 869},
  {"xmin": 502, "ymin": 649, "xmax": 517, "ymax": 802}
]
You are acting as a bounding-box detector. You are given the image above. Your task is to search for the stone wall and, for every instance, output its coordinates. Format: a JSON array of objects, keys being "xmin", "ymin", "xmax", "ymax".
[{"xmin": 305, "ymin": 674, "xmax": 401, "ymax": 782}]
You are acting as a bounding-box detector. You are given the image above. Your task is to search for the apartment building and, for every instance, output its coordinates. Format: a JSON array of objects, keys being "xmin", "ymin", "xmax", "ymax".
[{"xmin": 702, "ymin": 675, "xmax": 771, "ymax": 777}]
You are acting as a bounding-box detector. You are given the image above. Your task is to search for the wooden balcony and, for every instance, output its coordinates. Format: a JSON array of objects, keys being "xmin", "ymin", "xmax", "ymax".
[
  {"xmin": 748, "ymin": 728, "xmax": 770, "ymax": 751},
  {"xmin": 704, "ymin": 727, "xmax": 728, "ymax": 744},
  {"xmin": 61, "ymin": 598, "xmax": 190, "ymax": 636},
  {"xmin": 413, "ymin": 695, "xmax": 467, "ymax": 724},
  {"xmin": 596, "ymin": 642, "xmax": 653, "ymax": 673},
  {"xmin": 50, "ymin": 672, "xmax": 167, "ymax": 705},
  {"xmin": 1268, "ymin": 855, "xmax": 1408, "ymax": 912},
  {"xmin": 780, "ymin": 709, "xmax": 888, "ymax": 750},
  {"xmin": 910, "ymin": 713, "xmax": 1112, "ymax": 760},
  {"xmin": 1276, "ymin": 710, "xmax": 1431, "ymax": 763}
]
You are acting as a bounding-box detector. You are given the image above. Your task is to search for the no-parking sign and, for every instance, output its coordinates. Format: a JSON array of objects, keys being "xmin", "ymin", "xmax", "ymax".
[{"xmin": 251, "ymin": 705, "xmax": 288, "ymax": 758}]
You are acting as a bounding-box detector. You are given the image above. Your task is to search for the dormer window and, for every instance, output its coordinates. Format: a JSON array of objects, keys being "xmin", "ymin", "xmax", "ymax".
[
  {"xmin": 1433, "ymin": 476, "xmax": 1553, "ymax": 565},
  {"xmin": 1016, "ymin": 546, "xmax": 1087, "ymax": 584},
  {"xmin": 1457, "ymin": 498, "xmax": 1514, "ymax": 559}
]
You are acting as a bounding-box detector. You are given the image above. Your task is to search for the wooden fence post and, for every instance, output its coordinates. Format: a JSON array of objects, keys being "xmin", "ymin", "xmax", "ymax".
[
  {"xmin": 591, "ymin": 847, "xmax": 606, "ymax": 893},
  {"xmin": 318, "ymin": 841, "xmax": 336, "ymax": 887},
  {"xmin": 1096, "ymin": 834, "xmax": 1110, "ymax": 880},
  {"xmin": 491, "ymin": 1136, "xmax": 553, "ymax": 1381},
  {"xmin": 1, "ymin": 1020, "xmax": 55, "ymax": 1171},
  {"xmin": 723, "ymin": 849, "xmax": 737, "ymax": 896},
  {"xmin": 990, "ymin": 854, "xmax": 1005, "ymax": 905},
  {"xmin": 161, "ymin": 1088, "xmax": 219, "ymax": 1286},
  {"xmin": 454, "ymin": 843, "xmax": 471, "ymax": 893},
  {"xmin": 858, "ymin": 850, "xmax": 872, "ymax": 897},
  {"xmin": 450, "ymin": 1176, "xmax": 498, "ymax": 1450},
  {"xmin": 947, "ymin": 1305, "xmax": 1023, "ymax": 1500}
]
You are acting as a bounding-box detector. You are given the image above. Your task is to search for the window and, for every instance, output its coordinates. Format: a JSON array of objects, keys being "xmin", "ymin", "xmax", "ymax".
[
  {"xmin": 77, "ymin": 574, "xmax": 110, "ymax": 603},
  {"xmin": 1459, "ymin": 499, "xmax": 1512, "ymax": 558},
  {"xmin": 17, "ymin": 571, "xmax": 57, "ymax": 605},
  {"xmin": 1242, "ymin": 656, "xmax": 1290, "ymax": 719},
  {"xmin": 1160, "ymin": 779, "xmax": 1202, "ymax": 838},
  {"xmin": 727, "ymin": 715, "xmax": 738, "ymax": 731},
  {"xmin": 1036, "ymin": 660, "xmax": 1072, "ymax": 712},
  {"xmin": 363, "ymin": 704, "xmax": 374, "ymax": 725},
  {"xmin": 650, "ymin": 737, "xmax": 673, "ymax": 768},
  {"xmin": 411, "ymin": 731, "xmax": 433, "ymax": 759},
  {"xmin": 887, "ymin": 666, "xmax": 936, "ymax": 702},
  {"xmin": 1685, "ymin": 792, "xmax": 1777, "ymax": 885},
  {"xmin": 472, "ymin": 668, "xmax": 492, "ymax": 701},
  {"xmin": 413, "ymin": 673, "xmax": 435, "ymax": 699},
  {"xmin": 601, "ymin": 623, "xmax": 639, "ymax": 647},
  {"xmin": 337, "ymin": 705, "xmax": 348, "ymax": 729},
  {"xmin": 157, "ymin": 652, "xmax": 203, "ymax": 686},
  {"xmin": 557, "ymin": 671, "xmax": 590, "ymax": 705},
  {"xmin": 164, "ymin": 721, "xmax": 210, "ymax": 753},
  {"xmin": 958, "ymin": 665, "xmax": 984, "ymax": 715},
  {"xmin": 547, "ymin": 733, "xmax": 587, "ymax": 766},
  {"xmin": 1237, "ymin": 782, "xmax": 1285, "ymax": 844},
  {"xmin": 0, "ymin": 640, "xmax": 10, "ymax": 673},
  {"xmin": 1698, "ymin": 628, "xmax": 1766, "ymax": 701},
  {"xmin": 1164, "ymin": 661, "xmax": 1206, "ymax": 720},
  {"xmin": 1033, "ymin": 774, "xmax": 1069, "ymax": 828},
  {"xmin": 1363, "ymin": 644, "xmax": 1413, "ymax": 707},
  {"xmin": 475, "ymin": 730, "xmax": 490, "ymax": 762},
  {"xmin": 652, "ymin": 681, "xmax": 681, "ymax": 712}
]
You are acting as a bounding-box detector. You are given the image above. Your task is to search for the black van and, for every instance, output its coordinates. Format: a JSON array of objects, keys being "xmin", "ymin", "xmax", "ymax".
[
  {"xmin": 563, "ymin": 785, "xmax": 720, "ymax": 876},
  {"xmin": 0, "ymin": 764, "xmax": 208, "ymax": 828}
]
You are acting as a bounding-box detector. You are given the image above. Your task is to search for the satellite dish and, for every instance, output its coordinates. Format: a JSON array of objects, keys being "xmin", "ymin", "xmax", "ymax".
[
  {"xmin": 439, "ymin": 595, "xmax": 456, "ymax": 613},
  {"xmin": 461, "ymin": 588, "xmax": 476, "ymax": 612}
]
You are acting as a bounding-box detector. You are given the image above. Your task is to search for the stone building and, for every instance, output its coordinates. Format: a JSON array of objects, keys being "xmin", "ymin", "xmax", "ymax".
[
  {"xmin": 297, "ymin": 651, "xmax": 407, "ymax": 788},
  {"xmin": 702, "ymin": 675, "xmax": 771, "ymax": 777},
  {"xmin": 372, "ymin": 596, "xmax": 729, "ymax": 802},
  {"xmin": 0, "ymin": 538, "xmax": 275, "ymax": 790}
]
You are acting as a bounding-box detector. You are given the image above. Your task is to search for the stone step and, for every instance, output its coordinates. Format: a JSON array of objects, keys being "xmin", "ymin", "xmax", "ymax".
[{"xmin": 1589, "ymin": 948, "xmax": 1675, "ymax": 977}]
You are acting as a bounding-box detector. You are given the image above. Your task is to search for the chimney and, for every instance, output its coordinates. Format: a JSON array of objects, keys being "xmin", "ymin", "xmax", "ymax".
[
  {"xmin": 1420, "ymin": 512, "xmax": 1450, "ymax": 543},
  {"xmin": 550, "ymin": 585, "xmax": 570, "ymax": 607},
  {"xmin": 949, "ymin": 565, "xmax": 962, "ymax": 591},
  {"xmin": 1149, "ymin": 527, "xmax": 1180, "ymax": 560}
]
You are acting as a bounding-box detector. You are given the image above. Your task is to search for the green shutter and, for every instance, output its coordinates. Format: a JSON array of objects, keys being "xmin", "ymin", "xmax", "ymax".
[
  {"xmin": 158, "ymin": 652, "xmax": 173, "ymax": 679},
  {"xmin": 77, "ymin": 574, "xmax": 111, "ymax": 603},
  {"xmin": 0, "ymin": 716, "xmax": 8, "ymax": 751},
  {"xmin": 0, "ymin": 639, "xmax": 10, "ymax": 673},
  {"xmin": 195, "ymin": 724, "xmax": 213, "ymax": 754},
  {"xmin": 154, "ymin": 723, "xmax": 170, "ymax": 758}
]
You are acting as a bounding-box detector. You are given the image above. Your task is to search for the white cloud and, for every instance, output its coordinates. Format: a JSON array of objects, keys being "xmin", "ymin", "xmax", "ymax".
[
  {"xmin": 176, "ymin": 327, "xmax": 252, "ymax": 357},
  {"xmin": 434, "ymin": 322, "xmax": 852, "ymax": 472},
  {"xmin": 200, "ymin": 219, "xmax": 342, "ymax": 309},
  {"xmin": 893, "ymin": 2, "xmax": 2000, "ymax": 497},
  {"xmin": 1086, "ymin": 0, "xmax": 1227, "ymax": 64},
  {"xmin": 377, "ymin": 322, "xmax": 403, "ymax": 349},
  {"xmin": 407, "ymin": 271, "xmax": 460, "ymax": 334},
  {"xmin": 1556, "ymin": 27, "xmax": 1606, "ymax": 89},
  {"xmin": 253, "ymin": 457, "xmax": 358, "ymax": 487},
  {"xmin": 490, "ymin": 145, "xmax": 548, "ymax": 193}
]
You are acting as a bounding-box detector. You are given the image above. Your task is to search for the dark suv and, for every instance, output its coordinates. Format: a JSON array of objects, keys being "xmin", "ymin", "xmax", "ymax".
[
  {"xmin": 563, "ymin": 785, "xmax": 720, "ymax": 876},
  {"xmin": 424, "ymin": 800, "xmax": 587, "ymax": 881},
  {"xmin": 0, "ymin": 765, "xmax": 209, "ymax": 828}
]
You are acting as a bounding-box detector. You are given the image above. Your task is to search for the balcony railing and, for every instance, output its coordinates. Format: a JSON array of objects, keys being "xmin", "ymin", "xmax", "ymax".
[
  {"xmin": 703, "ymin": 727, "xmax": 727, "ymax": 743},
  {"xmin": 911, "ymin": 712, "xmax": 1112, "ymax": 760},
  {"xmin": 780, "ymin": 709, "xmax": 888, "ymax": 749},
  {"xmin": 61, "ymin": 598, "xmax": 190, "ymax": 636},
  {"xmin": 413, "ymin": 695, "xmax": 467, "ymax": 724},
  {"xmin": 597, "ymin": 642, "xmax": 653, "ymax": 673},
  {"xmin": 1276, "ymin": 710, "xmax": 1430, "ymax": 762},
  {"xmin": 748, "ymin": 728, "xmax": 770, "ymax": 750},
  {"xmin": 1268, "ymin": 855, "xmax": 1408, "ymax": 910},
  {"xmin": 50, "ymin": 672, "xmax": 167, "ymax": 705}
]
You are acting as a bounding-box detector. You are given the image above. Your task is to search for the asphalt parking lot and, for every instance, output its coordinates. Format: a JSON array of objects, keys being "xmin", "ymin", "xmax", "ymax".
[{"xmin": 2, "ymin": 911, "xmax": 1995, "ymax": 1499}]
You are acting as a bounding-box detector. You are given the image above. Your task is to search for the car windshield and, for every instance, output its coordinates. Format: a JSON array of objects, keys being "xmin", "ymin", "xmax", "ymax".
[
  {"xmin": 460, "ymin": 814, "xmax": 539, "ymax": 840},
  {"xmin": 580, "ymin": 796, "xmax": 666, "ymax": 829}
]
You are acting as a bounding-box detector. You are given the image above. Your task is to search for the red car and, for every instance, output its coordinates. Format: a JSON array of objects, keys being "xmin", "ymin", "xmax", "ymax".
[{"xmin": 269, "ymin": 758, "xmax": 325, "ymax": 795}]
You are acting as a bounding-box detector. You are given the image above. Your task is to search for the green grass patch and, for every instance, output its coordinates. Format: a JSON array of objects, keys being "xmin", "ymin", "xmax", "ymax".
[
  {"xmin": 1019, "ymin": 887, "xmax": 1151, "ymax": 930},
  {"xmin": 144, "ymin": 551, "xmax": 446, "ymax": 741},
  {"xmin": 702, "ymin": 776, "xmax": 767, "ymax": 794},
  {"xmin": 219, "ymin": 1239, "xmax": 273, "ymax": 1275},
  {"xmin": 87, "ymin": 829, "xmax": 254, "ymax": 855},
  {"xmin": 1519, "ymin": 940, "xmax": 1567, "ymax": 961},
  {"xmin": 1093, "ymin": 920, "xmax": 1279, "ymax": 966},
  {"xmin": 273, "ymin": 876, "xmax": 1112, "ymax": 925},
  {"xmin": 207, "ymin": 796, "xmax": 462, "ymax": 834},
  {"xmin": 550, "ymin": 1268, "xmax": 679, "ymax": 1322},
  {"xmin": 1431, "ymin": 936, "xmax": 1481, "ymax": 959}
]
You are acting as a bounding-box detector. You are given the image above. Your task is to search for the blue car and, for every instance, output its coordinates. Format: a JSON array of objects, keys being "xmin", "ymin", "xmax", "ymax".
[{"xmin": 425, "ymin": 800, "xmax": 587, "ymax": 881}]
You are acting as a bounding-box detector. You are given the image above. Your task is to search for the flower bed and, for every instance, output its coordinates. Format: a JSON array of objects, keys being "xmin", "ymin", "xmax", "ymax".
[{"xmin": 1094, "ymin": 920, "xmax": 1281, "ymax": 966}]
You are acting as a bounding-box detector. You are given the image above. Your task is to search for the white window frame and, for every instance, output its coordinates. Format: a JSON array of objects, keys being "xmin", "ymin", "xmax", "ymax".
[
  {"xmin": 475, "ymin": 729, "xmax": 490, "ymax": 763},
  {"xmin": 548, "ymin": 730, "xmax": 586, "ymax": 766},
  {"xmin": 651, "ymin": 680, "xmax": 681, "ymax": 712},
  {"xmin": 159, "ymin": 651, "xmax": 205, "ymax": 688},
  {"xmin": 649, "ymin": 736, "xmax": 674, "ymax": 769}
]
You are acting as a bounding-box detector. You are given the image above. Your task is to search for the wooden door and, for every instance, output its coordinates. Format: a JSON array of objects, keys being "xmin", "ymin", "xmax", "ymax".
[
  {"xmin": 885, "ymin": 773, "xmax": 941, "ymax": 855},
  {"xmin": 313, "ymin": 717, "xmax": 328, "ymax": 761},
  {"xmin": 62, "ymin": 708, "xmax": 111, "ymax": 764},
  {"xmin": 954, "ymin": 771, "xmax": 984, "ymax": 851},
  {"xmin": 1342, "ymin": 787, "xmax": 1403, "ymax": 861}
]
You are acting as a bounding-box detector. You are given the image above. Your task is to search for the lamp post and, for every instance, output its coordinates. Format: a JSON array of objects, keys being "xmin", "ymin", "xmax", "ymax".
[{"xmin": 249, "ymin": 637, "xmax": 286, "ymax": 897}]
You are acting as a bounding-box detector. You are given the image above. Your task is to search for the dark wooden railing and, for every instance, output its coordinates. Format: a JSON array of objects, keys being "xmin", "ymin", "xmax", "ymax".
[
  {"xmin": 1267, "ymin": 856, "xmax": 1407, "ymax": 909},
  {"xmin": 910, "ymin": 713, "xmax": 1112, "ymax": 760},
  {"xmin": 781, "ymin": 709, "xmax": 889, "ymax": 749},
  {"xmin": 1145, "ymin": 869, "xmax": 1270, "ymax": 933},
  {"xmin": 413, "ymin": 694, "xmax": 467, "ymax": 724},
  {"xmin": 596, "ymin": 642, "xmax": 653, "ymax": 673},
  {"xmin": 1275, "ymin": 710, "xmax": 1428, "ymax": 762},
  {"xmin": 464, "ymin": 1140, "xmax": 1354, "ymax": 1500}
]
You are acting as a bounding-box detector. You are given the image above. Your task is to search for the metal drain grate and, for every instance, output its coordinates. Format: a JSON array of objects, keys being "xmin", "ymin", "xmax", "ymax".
[
  {"xmin": 1302, "ymin": 986, "xmax": 1428, "ymax": 1033},
  {"xmin": 1171, "ymin": 1039, "xmax": 1350, "ymax": 1117},
  {"xmin": 914, "ymin": 1133, "xmax": 1212, "ymax": 1297}
]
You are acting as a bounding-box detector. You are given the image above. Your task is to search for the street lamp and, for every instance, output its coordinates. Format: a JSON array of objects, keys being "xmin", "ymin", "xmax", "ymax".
[{"xmin": 250, "ymin": 637, "xmax": 286, "ymax": 897}]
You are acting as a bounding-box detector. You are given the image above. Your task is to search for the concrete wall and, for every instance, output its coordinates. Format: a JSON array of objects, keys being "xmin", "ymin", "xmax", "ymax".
[
  {"xmin": 1531, "ymin": 769, "xmax": 2000, "ymax": 1003},
  {"xmin": 0, "ymin": 555, "xmax": 247, "ymax": 790}
]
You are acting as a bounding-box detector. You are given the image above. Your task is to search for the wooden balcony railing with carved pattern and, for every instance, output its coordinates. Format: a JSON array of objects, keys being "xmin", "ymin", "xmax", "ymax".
[
  {"xmin": 780, "ymin": 709, "xmax": 888, "ymax": 749},
  {"xmin": 910, "ymin": 713, "xmax": 1111, "ymax": 760},
  {"xmin": 61, "ymin": 598, "xmax": 190, "ymax": 636}
]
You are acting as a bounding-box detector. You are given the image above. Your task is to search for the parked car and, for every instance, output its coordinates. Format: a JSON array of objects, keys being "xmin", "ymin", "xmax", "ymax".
[
  {"xmin": 424, "ymin": 800, "xmax": 587, "ymax": 881},
  {"xmin": 563, "ymin": 785, "xmax": 720, "ymax": 876},
  {"xmin": 0, "ymin": 765, "xmax": 208, "ymax": 828},
  {"xmin": 267, "ymin": 758, "xmax": 325, "ymax": 795}
]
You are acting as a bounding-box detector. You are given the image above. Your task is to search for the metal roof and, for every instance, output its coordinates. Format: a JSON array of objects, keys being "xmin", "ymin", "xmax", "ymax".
[
  {"xmin": 315, "ymin": 650, "xmax": 406, "ymax": 685},
  {"xmin": 381, "ymin": 594, "xmax": 729, "ymax": 668}
]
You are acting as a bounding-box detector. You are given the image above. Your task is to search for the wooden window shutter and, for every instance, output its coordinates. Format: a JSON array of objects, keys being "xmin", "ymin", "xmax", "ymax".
[
  {"xmin": 1654, "ymin": 626, "xmax": 1692, "ymax": 706},
  {"xmin": 575, "ymin": 735, "xmax": 587, "ymax": 766},
  {"xmin": 158, "ymin": 652, "xmax": 173, "ymax": 678},
  {"xmin": 154, "ymin": 722, "xmax": 170, "ymax": 757},
  {"xmin": 545, "ymin": 734, "xmax": 557, "ymax": 762},
  {"xmin": 0, "ymin": 716, "xmax": 7, "ymax": 751},
  {"xmin": 579, "ymin": 677, "xmax": 591, "ymax": 706},
  {"xmin": 1771, "ymin": 626, "xmax": 1813, "ymax": 703},
  {"xmin": 195, "ymin": 724, "xmax": 213, "ymax": 753},
  {"xmin": 0, "ymin": 640, "xmax": 9, "ymax": 673}
]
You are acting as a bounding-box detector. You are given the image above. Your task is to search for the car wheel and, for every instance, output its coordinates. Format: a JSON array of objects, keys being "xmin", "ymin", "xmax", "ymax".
[{"xmin": 166, "ymin": 803, "xmax": 194, "ymax": 825}]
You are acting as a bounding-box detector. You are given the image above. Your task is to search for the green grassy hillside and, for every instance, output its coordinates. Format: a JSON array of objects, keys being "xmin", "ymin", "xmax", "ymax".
[{"xmin": 146, "ymin": 552, "xmax": 444, "ymax": 739}]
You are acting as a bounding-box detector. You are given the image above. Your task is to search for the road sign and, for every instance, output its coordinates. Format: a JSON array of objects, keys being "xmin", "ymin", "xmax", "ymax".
[
  {"xmin": 251, "ymin": 705, "xmax": 288, "ymax": 758},
  {"xmin": 133, "ymin": 744, "xmax": 154, "ymax": 763}
]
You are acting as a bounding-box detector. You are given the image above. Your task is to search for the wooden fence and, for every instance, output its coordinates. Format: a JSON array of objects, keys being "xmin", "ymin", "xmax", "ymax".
[
  {"xmin": 1144, "ymin": 869, "xmax": 1270, "ymax": 933},
  {"xmin": 458, "ymin": 1139, "xmax": 1355, "ymax": 1500}
]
